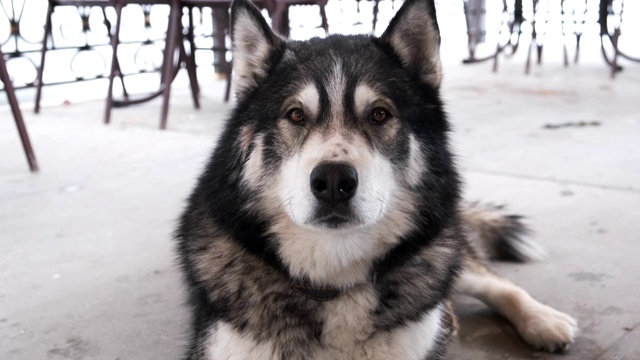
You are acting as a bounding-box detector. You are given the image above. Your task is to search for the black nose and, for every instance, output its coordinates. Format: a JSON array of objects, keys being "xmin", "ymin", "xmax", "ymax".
[{"xmin": 310, "ymin": 163, "xmax": 358, "ymax": 204}]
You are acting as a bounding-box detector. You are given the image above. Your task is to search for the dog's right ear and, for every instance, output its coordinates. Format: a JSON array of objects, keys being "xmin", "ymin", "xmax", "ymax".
[{"xmin": 231, "ymin": 0, "xmax": 284, "ymax": 99}]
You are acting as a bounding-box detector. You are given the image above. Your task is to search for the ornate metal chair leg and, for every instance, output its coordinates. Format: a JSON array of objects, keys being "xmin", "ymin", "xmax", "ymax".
[
  {"xmin": 271, "ymin": 1, "xmax": 289, "ymax": 37},
  {"xmin": 536, "ymin": 45, "xmax": 543, "ymax": 65},
  {"xmin": 224, "ymin": 62, "xmax": 232, "ymax": 103},
  {"xmin": 104, "ymin": 2, "xmax": 124, "ymax": 124},
  {"xmin": 187, "ymin": 6, "xmax": 200, "ymax": 95},
  {"xmin": 492, "ymin": 44, "xmax": 499, "ymax": 72},
  {"xmin": 574, "ymin": 34, "xmax": 581, "ymax": 64},
  {"xmin": 102, "ymin": 6, "xmax": 129, "ymax": 99},
  {"xmin": 212, "ymin": 6, "xmax": 228, "ymax": 78},
  {"xmin": 182, "ymin": 37, "xmax": 201, "ymax": 109},
  {"xmin": 159, "ymin": 1, "xmax": 181, "ymax": 130},
  {"xmin": 318, "ymin": 0, "xmax": 328, "ymax": 34},
  {"xmin": 1, "ymin": 49, "xmax": 39, "ymax": 172},
  {"xmin": 35, "ymin": 2, "xmax": 54, "ymax": 114},
  {"xmin": 525, "ymin": 41, "xmax": 533, "ymax": 74},
  {"xmin": 372, "ymin": 0, "xmax": 380, "ymax": 32},
  {"xmin": 611, "ymin": 29, "xmax": 620, "ymax": 78}
]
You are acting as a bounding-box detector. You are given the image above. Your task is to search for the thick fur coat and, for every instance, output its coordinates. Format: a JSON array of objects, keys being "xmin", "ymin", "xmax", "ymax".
[{"xmin": 175, "ymin": 1, "xmax": 578, "ymax": 359}]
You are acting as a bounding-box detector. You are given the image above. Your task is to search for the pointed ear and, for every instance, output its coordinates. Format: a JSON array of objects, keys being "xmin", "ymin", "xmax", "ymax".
[
  {"xmin": 231, "ymin": 0, "xmax": 284, "ymax": 98},
  {"xmin": 379, "ymin": 0, "xmax": 442, "ymax": 87}
]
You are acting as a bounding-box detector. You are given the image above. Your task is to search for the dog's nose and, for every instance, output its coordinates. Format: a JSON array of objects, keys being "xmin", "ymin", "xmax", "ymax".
[{"xmin": 310, "ymin": 163, "xmax": 358, "ymax": 204}]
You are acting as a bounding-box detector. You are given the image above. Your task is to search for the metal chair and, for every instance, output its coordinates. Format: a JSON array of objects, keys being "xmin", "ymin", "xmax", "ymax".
[
  {"xmin": 35, "ymin": 0, "xmax": 201, "ymax": 129},
  {"xmin": 35, "ymin": 0, "xmax": 124, "ymax": 115},
  {"xmin": 104, "ymin": 0, "xmax": 201, "ymax": 129},
  {"xmin": 182, "ymin": 0, "xmax": 235, "ymax": 103},
  {"xmin": 181, "ymin": 0, "xmax": 276, "ymax": 103}
]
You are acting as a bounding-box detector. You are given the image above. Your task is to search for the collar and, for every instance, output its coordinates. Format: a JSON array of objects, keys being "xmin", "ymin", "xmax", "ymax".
[
  {"xmin": 290, "ymin": 272, "xmax": 377, "ymax": 302},
  {"xmin": 291, "ymin": 283, "xmax": 340, "ymax": 301}
]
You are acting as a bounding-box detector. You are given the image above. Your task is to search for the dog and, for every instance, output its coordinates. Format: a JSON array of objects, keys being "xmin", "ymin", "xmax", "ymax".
[{"xmin": 175, "ymin": 0, "xmax": 578, "ymax": 358}]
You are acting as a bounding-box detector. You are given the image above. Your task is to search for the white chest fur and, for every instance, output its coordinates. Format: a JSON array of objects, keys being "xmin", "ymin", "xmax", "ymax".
[
  {"xmin": 205, "ymin": 291, "xmax": 444, "ymax": 360},
  {"xmin": 316, "ymin": 289, "xmax": 444, "ymax": 360}
]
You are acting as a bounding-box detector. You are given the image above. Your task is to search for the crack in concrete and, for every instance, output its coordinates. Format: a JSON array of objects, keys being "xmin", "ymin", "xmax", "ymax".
[{"xmin": 466, "ymin": 168, "xmax": 640, "ymax": 194}]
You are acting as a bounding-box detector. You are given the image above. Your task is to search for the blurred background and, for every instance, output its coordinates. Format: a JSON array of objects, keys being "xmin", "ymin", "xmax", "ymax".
[{"xmin": 1, "ymin": 1, "xmax": 639, "ymax": 359}]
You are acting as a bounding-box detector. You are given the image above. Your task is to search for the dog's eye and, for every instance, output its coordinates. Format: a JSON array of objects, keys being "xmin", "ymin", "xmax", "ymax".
[
  {"xmin": 370, "ymin": 108, "xmax": 389, "ymax": 123},
  {"xmin": 287, "ymin": 108, "xmax": 305, "ymax": 123}
]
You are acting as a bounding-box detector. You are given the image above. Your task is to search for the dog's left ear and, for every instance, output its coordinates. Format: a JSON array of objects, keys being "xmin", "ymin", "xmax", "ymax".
[
  {"xmin": 231, "ymin": 0, "xmax": 284, "ymax": 99},
  {"xmin": 379, "ymin": 0, "xmax": 442, "ymax": 88}
]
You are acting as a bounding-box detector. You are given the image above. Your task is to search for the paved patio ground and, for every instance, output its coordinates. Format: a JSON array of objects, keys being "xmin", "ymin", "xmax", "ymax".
[{"xmin": 2, "ymin": 41, "xmax": 640, "ymax": 360}]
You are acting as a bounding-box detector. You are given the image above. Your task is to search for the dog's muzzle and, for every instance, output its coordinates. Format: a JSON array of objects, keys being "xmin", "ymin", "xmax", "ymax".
[{"xmin": 309, "ymin": 162, "xmax": 358, "ymax": 227}]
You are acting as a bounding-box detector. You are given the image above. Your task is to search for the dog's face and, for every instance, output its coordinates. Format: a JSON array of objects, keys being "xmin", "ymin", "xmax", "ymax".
[
  {"xmin": 220, "ymin": 0, "xmax": 458, "ymax": 284},
  {"xmin": 245, "ymin": 49, "xmax": 427, "ymax": 232}
]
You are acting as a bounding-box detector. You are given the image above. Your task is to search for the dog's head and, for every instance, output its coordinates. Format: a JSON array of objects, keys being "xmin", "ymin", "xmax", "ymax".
[{"xmin": 209, "ymin": 0, "xmax": 459, "ymax": 286}]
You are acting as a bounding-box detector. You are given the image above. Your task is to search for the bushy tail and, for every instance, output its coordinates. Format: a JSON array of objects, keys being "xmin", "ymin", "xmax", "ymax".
[{"xmin": 460, "ymin": 202, "xmax": 547, "ymax": 262}]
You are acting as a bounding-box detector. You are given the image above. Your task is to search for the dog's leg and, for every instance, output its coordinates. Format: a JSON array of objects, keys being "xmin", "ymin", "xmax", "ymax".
[{"xmin": 455, "ymin": 260, "xmax": 578, "ymax": 352}]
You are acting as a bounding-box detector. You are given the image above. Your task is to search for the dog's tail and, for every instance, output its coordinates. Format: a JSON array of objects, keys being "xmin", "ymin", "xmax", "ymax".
[{"xmin": 460, "ymin": 202, "xmax": 546, "ymax": 262}]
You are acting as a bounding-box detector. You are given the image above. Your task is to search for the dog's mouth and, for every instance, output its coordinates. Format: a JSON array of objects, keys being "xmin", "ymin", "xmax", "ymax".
[
  {"xmin": 308, "ymin": 205, "xmax": 358, "ymax": 229},
  {"xmin": 315, "ymin": 214, "xmax": 351, "ymax": 229}
]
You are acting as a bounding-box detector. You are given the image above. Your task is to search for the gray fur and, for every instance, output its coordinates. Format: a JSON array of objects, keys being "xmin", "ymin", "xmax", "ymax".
[{"xmin": 175, "ymin": 0, "xmax": 576, "ymax": 358}]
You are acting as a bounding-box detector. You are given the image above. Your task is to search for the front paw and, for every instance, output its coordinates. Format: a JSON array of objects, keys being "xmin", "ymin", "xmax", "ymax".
[{"xmin": 516, "ymin": 303, "xmax": 578, "ymax": 352}]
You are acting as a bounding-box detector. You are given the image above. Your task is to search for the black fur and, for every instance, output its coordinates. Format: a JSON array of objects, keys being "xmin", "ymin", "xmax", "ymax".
[{"xmin": 175, "ymin": 0, "xmax": 465, "ymax": 358}]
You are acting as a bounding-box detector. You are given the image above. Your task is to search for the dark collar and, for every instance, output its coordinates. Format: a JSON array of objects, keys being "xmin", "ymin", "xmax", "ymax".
[
  {"xmin": 290, "ymin": 273, "xmax": 377, "ymax": 302},
  {"xmin": 291, "ymin": 283, "xmax": 341, "ymax": 301}
]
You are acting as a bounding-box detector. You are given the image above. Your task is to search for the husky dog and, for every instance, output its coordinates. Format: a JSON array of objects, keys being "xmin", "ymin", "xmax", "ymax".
[{"xmin": 175, "ymin": 0, "xmax": 578, "ymax": 358}]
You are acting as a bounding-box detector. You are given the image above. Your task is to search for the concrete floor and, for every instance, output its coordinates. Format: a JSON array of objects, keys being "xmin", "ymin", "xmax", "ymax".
[{"xmin": 1, "ymin": 58, "xmax": 640, "ymax": 360}]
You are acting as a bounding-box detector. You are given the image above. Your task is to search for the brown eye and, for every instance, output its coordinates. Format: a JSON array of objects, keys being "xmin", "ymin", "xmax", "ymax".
[
  {"xmin": 371, "ymin": 108, "xmax": 389, "ymax": 123},
  {"xmin": 287, "ymin": 108, "xmax": 305, "ymax": 122}
]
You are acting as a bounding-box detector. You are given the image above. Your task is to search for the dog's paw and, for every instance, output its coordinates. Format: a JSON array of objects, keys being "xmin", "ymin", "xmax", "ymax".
[{"xmin": 515, "ymin": 303, "xmax": 578, "ymax": 352}]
